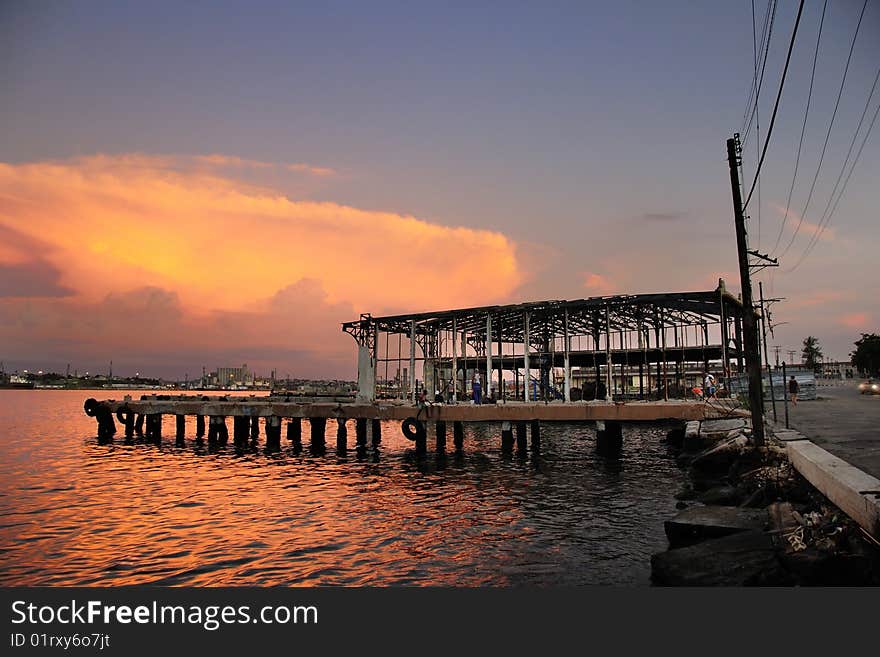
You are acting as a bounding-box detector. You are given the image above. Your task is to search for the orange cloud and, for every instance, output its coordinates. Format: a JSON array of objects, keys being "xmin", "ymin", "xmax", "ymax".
[
  {"xmin": 840, "ymin": 313, "xmax": 870, "ymax": 329},
  {"xmin": 0, "ymin": 281, "xmax": 355, "ymax": 377},
  {"xmin": 581, "ymin": 272, "xmax": 615, "ymax": 295},
  {"xmin": 788, "ymin": 290, "xmax": 855, "ymax": 310},
  {"xmin": 193, "ymin": 154, "xmax": 336, "ymax": 177},
  {"xmin": 0, "ymin": 155, "xmax": 523, "ymax": 314},
  {"xmin": 770, "ymin": 203, "xmax": 836, "ymax": 241},
  {"xmin": 0, "ymin": 154, "xmax": 526, "ymax": 376}
]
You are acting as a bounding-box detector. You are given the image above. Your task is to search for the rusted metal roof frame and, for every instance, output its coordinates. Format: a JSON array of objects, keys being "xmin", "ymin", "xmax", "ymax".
[{"xmin": 342, "ymin": 290, "xmax": 744, "ymax": 346}]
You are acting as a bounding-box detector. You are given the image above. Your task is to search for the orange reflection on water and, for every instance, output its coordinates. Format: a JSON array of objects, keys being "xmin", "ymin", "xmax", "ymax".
[{"xmin": 0, "ymin": 390, "xmax": 685, "ymax": 585}]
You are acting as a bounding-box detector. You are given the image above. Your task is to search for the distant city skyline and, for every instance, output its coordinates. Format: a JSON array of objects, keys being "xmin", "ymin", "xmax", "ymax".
[{"xmin": 2, "ymin": 1, "xmax": 878, "ymax": 378}]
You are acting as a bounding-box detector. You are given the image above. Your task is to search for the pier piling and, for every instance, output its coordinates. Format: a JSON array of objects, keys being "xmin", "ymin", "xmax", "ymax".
[
  {"xmin": 175, "ymin": 414, "xmax": 186, "ymax": 445},
  {"xmin": 371, "ymin": 418, "xmax": 382, "ymax": 446},
  {"xmin": 309, "ymin": 417, "xmax": 326, "ymax": 450},
  {"xmin": 436, "ymin": 420, "xmax": 447, "ymax": 452},
  {"xmin": 414, "ymin": 421, "xmax": 427, "ymax": 456},
  {"xmin": 147, "ymin": 414, "xmax": 162, "ymax": 443},
  {"xmin": 287, "ymin": 419, "xmax": 302, "ymax": 451},
  {"xmin": 118, "ymin": 408, "xmax": 134, "ymax": 439},
  {"xmin": 336, "ymin": 418, "xmax": 348, "ymax": 453},
  {"xmin": 453, "ymin": 421, "xmax": 464, "ymax": 452},
  {"xmin": 515, "ymin": 421, "xmax": 527, "ymax": 453},
  {"xmin": 95, "ymin": 404, "xmax": 116, "ymax": 442},
  {"xmin": 596, "ymin": 420, "xmax": 623, "ymax": 455},
  {"xmin": 530, "ymin": 419, "xmax": 541, "ymax": 452},
  {"xmin": 135, "ymin": 413, "xmax": 145, "ymax": 437},
  {"xmin": 355, "ymin": 418, "xmax": 367, "ymax": 446},
  {"xmin": 122, "ymin": 409, "xmax": 134, "ymax": 440},
  {"xmin": 501, "ymin": 421, "xmax": 514, "ymax": 452},
  {"xmin": 266, "ymin": 416, "xmax": 281, "ymax": 452},
  {"xmin": 250, "ymin": 416, "xmax": 260, "ymax": 442},
  {"xmin": 195, "ymin": 415, "xmax": 205, "ymax": 439},
  {"xmin": 233, "ymin": 416, "xmax": 250, "ymax": 447},
  {"xmin": 218, "ymin": 416, "xmax": 228, "ymax": 446},
  {"xmin": 207, "ymin": 416, "xmax": 219, "ymax": 444}
]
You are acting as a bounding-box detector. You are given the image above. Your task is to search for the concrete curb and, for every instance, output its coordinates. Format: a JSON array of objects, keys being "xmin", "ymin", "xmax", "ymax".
[{"xmin": 768, "ymin": 423, "xmax": 880, "ymax": 538}]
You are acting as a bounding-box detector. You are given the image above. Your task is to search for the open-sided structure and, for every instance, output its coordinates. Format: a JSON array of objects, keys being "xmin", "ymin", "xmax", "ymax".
[{"xmin": 343, "ymin": 280, "xmax": 746, "ymax": 403}]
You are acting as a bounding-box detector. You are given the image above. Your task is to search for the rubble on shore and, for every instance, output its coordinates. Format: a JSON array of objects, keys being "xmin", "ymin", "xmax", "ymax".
[{"xmin": 652, "ymin": 418, "xmax": 880, "ymax": 586}]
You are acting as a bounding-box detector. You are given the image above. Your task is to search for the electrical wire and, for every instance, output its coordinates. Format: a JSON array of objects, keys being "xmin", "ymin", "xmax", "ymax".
[
  {"xmin": 788, "ymin": 93, "xmax": 880, "ymax": 272},
  {"xmin": 769, "ymin": 0, "xmax": 827, "ymax": 256},
  {"xmin": 825, "ymin": 98, "xmax": 879, "ymax": 222},
  {"xmin": 778, "ymin": 0, "xmax": 868, "ymax": 259},
  {"xmin": 752, "ymin": 0, "xmax": 762, "ymax": 246},
  {"xmin": 741, "ymin": 0, "xmax": 776, "ymax": 142},
  {"xmin": 740, "ymin": 0, "xmax": 775, "ymax": 138},
  {"xmin": 739, "ymin": 0, "xmax": 766, "ymax": 134},
  {"xmin": 815, "ymin": 66, "xmax": 880, "ymax": 233},
  {"xmin": 742, "ymin": 0, "xmax": 806, "ymax": 211},
  {"xmin": 742, "ymin": 0, "xmax": 778, "ymax": 148}
]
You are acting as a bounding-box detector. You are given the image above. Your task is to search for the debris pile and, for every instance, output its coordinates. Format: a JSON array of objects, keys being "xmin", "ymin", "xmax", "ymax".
[{"xmin": 654, "ymin": 419, "xmax": 880, "ymax": 585}]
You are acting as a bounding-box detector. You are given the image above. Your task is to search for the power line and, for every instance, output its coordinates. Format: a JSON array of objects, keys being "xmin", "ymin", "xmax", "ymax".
[
  {"xmin": 752, "ymin": 0, "xmax": 763, "ymax": 247},
  {"xmin": 740, "ymin": 0, "xmax": 775, "ymax": 138},
  {"xmin": 826, "ymin": 98, "xmax": 880, "ymax": 221},
  {"xmin": 752, "ymin": 0, "xmax": 759, "ymax": 111},
  {"xmin": 824, "ymin": 99, "xmax": 880, "ymax": 221},
  {"xmin": 742, "ymin": 0, "xmax": 777, "ymax": 146},
  {"xmin": 738, "ymin": 0, "xmax": 775, "ymax": 247},
  {"xmin": 769, "ymin": 0, "xmax": 827, "ymax": 256},
  {"xmin": 815, "ymin": 66, "xmax": 880, "ymax": 232},
  {"xmin": 788, "ymin": 92, "xmax": 880, "ymax": 272},
  {"xmin": 778, "ymin": 0, "xmax": 868, "ymax": 259},
  {"xmin": 742, "ymin": 0, "xmax": 806, "ymax": 212},
  {"xmin": 742, "ymin": 0, "xmax": 778, "ymax": 148}
]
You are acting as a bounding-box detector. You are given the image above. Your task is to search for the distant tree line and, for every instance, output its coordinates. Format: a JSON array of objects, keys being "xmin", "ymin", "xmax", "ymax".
[{"xmin": 851, "ymin": 333, "xmax": 880, "ymax": 377}]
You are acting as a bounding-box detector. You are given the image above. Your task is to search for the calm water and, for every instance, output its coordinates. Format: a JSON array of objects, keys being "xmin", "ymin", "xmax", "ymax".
[{"xmin": 0, "ymin": 390, "xmax": 688, "ymax": 586}]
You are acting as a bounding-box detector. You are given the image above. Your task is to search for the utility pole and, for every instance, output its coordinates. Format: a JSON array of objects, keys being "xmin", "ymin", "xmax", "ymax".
[
  {"xmin": 782, "ymin": 362, "xmax": 790, "ymax": 429},
  {"xmin": 773, "ymin": 345, "xmax": 781, "ymax": 367},
  {"xmin": 727, "ymin": 134, "xmax": 765, "ymax": 446},
  {"xmin": 788, "ymin": 350, "xmax": 797, "ymax": 364},
  {"xmin": 759, "ymin": 282, "xmax": 777, "ymax": 422}
]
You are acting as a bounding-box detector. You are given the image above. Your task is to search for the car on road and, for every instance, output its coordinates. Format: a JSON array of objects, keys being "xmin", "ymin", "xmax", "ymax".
[{"xmin": 858, "ymin": 379, "xmax": 880, "ymax": 395}]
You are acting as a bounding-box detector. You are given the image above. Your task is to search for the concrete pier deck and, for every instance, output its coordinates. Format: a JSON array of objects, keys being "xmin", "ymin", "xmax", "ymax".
[{"xmin": 95, "ymin": 395, "xmax": 715, "ymax": 422}]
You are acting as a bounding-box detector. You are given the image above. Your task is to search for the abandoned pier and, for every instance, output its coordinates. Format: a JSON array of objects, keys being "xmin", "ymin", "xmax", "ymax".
[
  {"xmin": 85, "ymin": 286, "xmax": 750, "ymax": 456},
  {"xmin": 83, "ymin": 394, "xmax": 723, "ymax": 456}
]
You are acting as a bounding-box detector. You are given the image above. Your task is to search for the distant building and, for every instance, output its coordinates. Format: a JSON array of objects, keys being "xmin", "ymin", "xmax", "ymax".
[
  {"xmin": 213, "ymin": 364, "xmax": 250, "ymax": 387},
  {"xmin": 818, "ymin": 360, "xmax": 856, "ymax": 379}
]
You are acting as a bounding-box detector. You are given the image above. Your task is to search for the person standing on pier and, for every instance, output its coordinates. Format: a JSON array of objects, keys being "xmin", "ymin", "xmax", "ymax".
[
  {"xmin": 703, "ymin": 372, "xmax": 716, "ymax": 399},
  {"xmin": 788, "ymin": 375, "xmax": 799, "ymax": 406},
  {"xmin": 472, "ymin": 371, "xmax": 482, "ymax": 405}
]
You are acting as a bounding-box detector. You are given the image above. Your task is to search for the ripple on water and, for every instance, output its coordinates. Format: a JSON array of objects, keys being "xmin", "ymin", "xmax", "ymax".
[{"xmin": 0, "ymin": 391, "xmax": 688, "ymax": 586}]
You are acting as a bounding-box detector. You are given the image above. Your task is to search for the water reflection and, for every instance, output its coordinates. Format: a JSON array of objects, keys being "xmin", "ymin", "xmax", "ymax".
[{"xmin": 0, "ymin": 390, "xmax": 687, "ymax": 586}]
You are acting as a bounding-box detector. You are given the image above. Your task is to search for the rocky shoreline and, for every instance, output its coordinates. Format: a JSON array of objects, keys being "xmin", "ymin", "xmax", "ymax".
[{"xmin": 651, "ymin": 417, "xmax": 880, "ymax": 585}]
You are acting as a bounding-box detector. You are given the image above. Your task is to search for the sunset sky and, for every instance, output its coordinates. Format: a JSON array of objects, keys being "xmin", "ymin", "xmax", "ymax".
[{"xmin": 2, "ymin": 1, "xmax": 878, "ymax": 379}]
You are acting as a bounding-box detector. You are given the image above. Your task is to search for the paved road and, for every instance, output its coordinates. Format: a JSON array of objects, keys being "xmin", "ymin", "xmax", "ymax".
[{"xmin": 776, "ymin": 381, "xmax": 880, "ymax": 480}]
